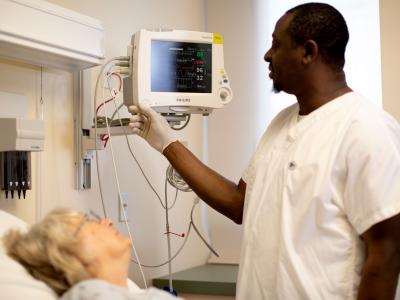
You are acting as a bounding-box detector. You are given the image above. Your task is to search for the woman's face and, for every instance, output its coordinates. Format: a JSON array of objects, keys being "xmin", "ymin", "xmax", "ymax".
[{"xmin": 73, "ymin": 213, "xmax": 132, "ymax": 271}]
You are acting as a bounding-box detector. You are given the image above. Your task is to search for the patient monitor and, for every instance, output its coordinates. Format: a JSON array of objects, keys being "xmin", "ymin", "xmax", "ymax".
[{"xmin": 123, "ymin": 29, "xmax": 232, "ymax": 117}]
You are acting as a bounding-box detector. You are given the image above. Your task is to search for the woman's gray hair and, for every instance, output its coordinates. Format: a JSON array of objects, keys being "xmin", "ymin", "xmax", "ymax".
[{"xmin": 2, "ymin": 208, "xmax": 91, "ymax": 295}]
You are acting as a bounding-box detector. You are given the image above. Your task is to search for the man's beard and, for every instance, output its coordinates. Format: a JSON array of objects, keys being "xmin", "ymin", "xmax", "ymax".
[{"xmin": 272, "ymin": 82, "xmax": 282, "ymax": 93}]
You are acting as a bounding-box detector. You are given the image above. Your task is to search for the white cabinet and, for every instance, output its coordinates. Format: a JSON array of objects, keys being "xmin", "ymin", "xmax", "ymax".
[{"xmin": 0, "ymin": 0, "xmax": 104, "ymax": 70}]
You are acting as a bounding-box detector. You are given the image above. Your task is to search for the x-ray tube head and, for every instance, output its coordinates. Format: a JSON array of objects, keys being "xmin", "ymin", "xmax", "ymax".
[{"xmin": 123, "ymin": 29, "xmax": 233, "ymax": 115}]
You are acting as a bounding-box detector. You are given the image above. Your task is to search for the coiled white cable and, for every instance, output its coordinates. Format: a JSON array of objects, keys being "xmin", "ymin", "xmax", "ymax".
[{"xmin": 166, "ymin": 165, "xmax": 192, "ymax": 192}]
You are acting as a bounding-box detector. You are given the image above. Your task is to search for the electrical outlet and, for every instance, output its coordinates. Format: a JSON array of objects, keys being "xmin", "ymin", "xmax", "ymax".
[{"xmin": 118, "ymin": 192, "xmax": 129, "ymax": 222}]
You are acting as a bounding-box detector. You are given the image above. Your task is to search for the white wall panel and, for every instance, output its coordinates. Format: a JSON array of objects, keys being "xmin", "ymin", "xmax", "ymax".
[{"xmin": 0, "ymin": 0, "xmax": 208, "ymax": 288}]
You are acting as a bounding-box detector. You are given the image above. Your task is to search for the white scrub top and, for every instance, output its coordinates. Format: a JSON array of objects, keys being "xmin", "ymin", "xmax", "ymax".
[{"xmin": 237, "ymin": 92, "xmax": 400, "ymax": 299}]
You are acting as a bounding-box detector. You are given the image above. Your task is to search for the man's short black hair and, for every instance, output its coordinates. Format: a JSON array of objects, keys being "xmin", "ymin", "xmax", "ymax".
[{"xmin": 286, "ymin": 2, "xmax": 349, "ymax": 71}]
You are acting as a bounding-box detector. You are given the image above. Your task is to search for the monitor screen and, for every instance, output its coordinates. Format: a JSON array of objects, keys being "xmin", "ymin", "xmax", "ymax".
[{"xmin": 151, "ymin": 40, "xmax": 212, "ymax": 93}]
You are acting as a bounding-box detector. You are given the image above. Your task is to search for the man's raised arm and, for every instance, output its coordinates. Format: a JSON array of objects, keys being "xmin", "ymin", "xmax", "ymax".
[{"xmin": 129, "ymin": 104, "xmax": 246, "ymax": 224}]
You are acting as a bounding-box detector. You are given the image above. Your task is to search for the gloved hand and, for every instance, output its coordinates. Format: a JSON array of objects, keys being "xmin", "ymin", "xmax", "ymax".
[{"xmin": 128, "ymin": 103, "xmax": 177, "ymax": 153}]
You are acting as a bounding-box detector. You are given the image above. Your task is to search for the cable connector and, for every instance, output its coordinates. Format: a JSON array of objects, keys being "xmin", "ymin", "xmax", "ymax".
[
  {"xmin": 118, "ymin": 67, "xmax": 130, "ymax": 75},
  {"xmin": 114, "ymin": 56, "xmax": 130, "ymax": 76},
  {"xmin": 115, "ymin": 61, "xmax": 130, "ymax": 67},
  {"xmin": 114, "ymin": 55, "xmax": 130, "ymax": 62}
]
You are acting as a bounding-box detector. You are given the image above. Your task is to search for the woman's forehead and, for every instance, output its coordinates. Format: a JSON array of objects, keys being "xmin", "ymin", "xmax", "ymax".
[{"xmin": 69, "ymin": 213, "xmax": 85, "ymax": 226}]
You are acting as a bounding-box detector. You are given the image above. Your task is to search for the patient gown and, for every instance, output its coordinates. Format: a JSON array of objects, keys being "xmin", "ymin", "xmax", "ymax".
[{"xmin": 61, "ymin": 279, "xmax": 182, "ymax": 300}]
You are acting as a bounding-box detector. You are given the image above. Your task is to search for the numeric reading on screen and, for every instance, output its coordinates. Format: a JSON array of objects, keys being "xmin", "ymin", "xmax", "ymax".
[{"xmin": 151, "ymin": 40, "xmax": 212, "ymax": 93}]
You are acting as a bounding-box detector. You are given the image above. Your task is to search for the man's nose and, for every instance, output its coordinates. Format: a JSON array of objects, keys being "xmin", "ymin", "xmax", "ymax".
[{"xmin": 264, "ymin": 49, "xmax": 272, "ymax": 62}]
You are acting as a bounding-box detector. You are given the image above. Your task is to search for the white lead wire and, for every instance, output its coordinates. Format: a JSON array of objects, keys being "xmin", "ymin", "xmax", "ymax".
[
  {"xmin": 102, "ymin": 72, "xmax": 147, "ymax": 288},
  {"xmin": 94, "ymin": 63, "xmax": 147, "ymax": 288}
]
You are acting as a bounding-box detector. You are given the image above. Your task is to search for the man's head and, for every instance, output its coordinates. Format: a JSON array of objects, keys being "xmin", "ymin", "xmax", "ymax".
[{"xmin": 265, "ymin": 3, "xmax": 349, "ymax": 94}]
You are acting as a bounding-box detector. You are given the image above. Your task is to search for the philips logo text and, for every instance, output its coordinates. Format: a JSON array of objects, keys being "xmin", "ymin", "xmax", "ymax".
[{"xmin": 176, "ymin": 98, "xmax": 191, "ymax": 103}]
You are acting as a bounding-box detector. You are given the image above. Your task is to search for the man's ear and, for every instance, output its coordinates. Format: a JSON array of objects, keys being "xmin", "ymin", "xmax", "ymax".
[{"xmin": 302, "ymin": 40, "xmax": 318, "ymax": 64}]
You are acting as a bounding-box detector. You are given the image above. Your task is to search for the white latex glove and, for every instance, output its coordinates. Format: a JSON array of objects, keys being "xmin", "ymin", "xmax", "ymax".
[{"xmin": 128, "ymin": 103, "xmax": 177, "ymax": 153}]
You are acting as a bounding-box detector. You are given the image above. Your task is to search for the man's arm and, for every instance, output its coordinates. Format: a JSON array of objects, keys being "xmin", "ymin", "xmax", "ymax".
[
  {"xmin": 357, "ymin": 213, "xmax": 400, "ymax": 300},
  {"xmin": 163, "ymin": 141, "xmax": 246, "ymax": 224},
  {"xmin": 128, "ymin": 104, "xmax": 246, "ymax": 224}
]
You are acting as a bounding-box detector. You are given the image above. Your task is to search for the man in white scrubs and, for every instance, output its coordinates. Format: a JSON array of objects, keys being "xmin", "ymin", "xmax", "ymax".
[{"xmin": 129, "ymin": 3, "xmax": 400, "ymax": 299}]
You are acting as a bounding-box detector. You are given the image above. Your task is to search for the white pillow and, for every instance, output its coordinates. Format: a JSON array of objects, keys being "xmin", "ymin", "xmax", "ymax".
[{"xmin": 0, "ymin": 210, "xmax": 58, "ymax": 300}]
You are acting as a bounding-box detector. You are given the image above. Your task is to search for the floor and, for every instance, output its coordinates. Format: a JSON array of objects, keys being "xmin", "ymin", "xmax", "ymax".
[{"xmin": 180, "ymin": 294, "xmax": 235, "ymax": 300}]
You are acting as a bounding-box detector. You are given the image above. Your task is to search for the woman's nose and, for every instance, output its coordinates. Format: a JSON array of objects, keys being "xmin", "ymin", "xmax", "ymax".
[{"xmin": 102, "ymin": 219, "xmax": 113, "ymax": 226}]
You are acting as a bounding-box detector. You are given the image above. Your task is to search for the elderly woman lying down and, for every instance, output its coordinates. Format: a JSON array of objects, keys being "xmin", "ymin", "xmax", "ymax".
[{"xmin": 2, "ymin": 208, "xmax": 180, "ymax": 300}]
